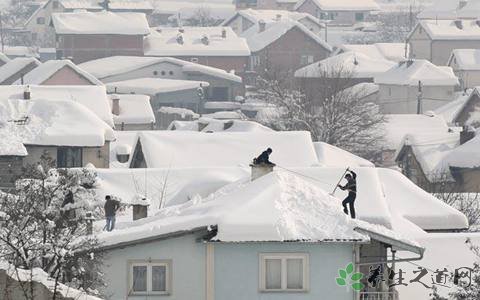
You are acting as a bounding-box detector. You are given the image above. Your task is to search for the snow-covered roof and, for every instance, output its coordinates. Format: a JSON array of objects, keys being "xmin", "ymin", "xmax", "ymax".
[
  {"xmin": 294, "ymin": 0, "xmax": 380, "ymax": 11},
  {"xmin": 435, "ymin": 89, "xmax": 480, "ymax": 125},
  {"xmin": 448, "ymin": 49, "xmax": 480, "ymax": 71},
  {"xmin": 416, "ymin": 0, "xmax": 462, "ymax": 19},
  {"xmin": 224, "ymin": 8, "xmax": 324, "ymax": 27},
  {"xmin": 59, "ymin": 0, "xmax": 102, "ymax": 10},
  {"xmin": 239, "ymin": 18, "xmax": 331, "ymax": 53},
  {"xmin": 168, "ymin": 117, "xmax": 274, "ymax": 132},
  {"xmin": 338, "ymin": 43, "xmax": 408, "ymax": 62},
  {"xmin": 15, "ymin": 59, "xmax": 103, "ymax": 85},
  {"xmin": 341, "ymin": 82, "xmax": 379, "ymax": 99},
  {"xmin": 106, "ymin": 78, "xmax": 209, "ymax": 95},
  {"xmin": 100, "ymin": 170, "xmax": 422, "ymax": 247},
  {"xmin": 314, "ymin": 142, "xmax": 375, "ymax": 167},
  {"xmin": 374, "ymin": 60, "xmax": 459, "ymax": 86},
  {"xmin": 443, "ymin": 133, "xmax": 480, "ymax": 169},
  {"xmin": 78, "ymin": 56, "xmax": 242, "ymax": 82},
  {"xmin": 107, "ymin": 0, "xmax": 154, "ymax": 11},
  {"xmin": 295, "ymin": 51, "xmax": 395, "ymax": 78},
  {"xmin": 456, "ymin": 0, "xmax": 480, "ymax": 19},
  {"xmin": 0, "ymin": 98, "xmax": 114, "ymax": 147},
  {"xmin": 134, "ymin": 130, "xmax": 318, "ymax": 168},
  {"xmin": 0, "ymin": 260, "xmax": 103, "ymax": 300},
  {"xmin": 51, "ymin": 11, "xmax": 150, "ymax": 35},
  {"xmin": 144, "ymin": 27, "xmax": 250, "ymax": 57},
  {"xmin": 0, "ymin": 85, "xmax": 114, "ymax": 127},
  {"xmin": 383, "ymin": 113, "xmax": 452, "ymax": 150},
  {"xmin": 111, "ymin": 94, "xmax": 155, "ymax": 125},
  {"xmin": 0, "ymin": 46, "xmax": 38, "ymax": 58},
  {"xmin": 414, "ymin": 19, "xmax": 480, "ymax": 40},
  {"xmin": 151, "ymin": 0, "xmax": 235, "ymax": 19},
  {"xmin": 0, "ymin": 52, "xmax": 10, "ymax": 65},
  {"xmin": 0, "ymin": 57, "xmax": 41, "ymax": 84}
]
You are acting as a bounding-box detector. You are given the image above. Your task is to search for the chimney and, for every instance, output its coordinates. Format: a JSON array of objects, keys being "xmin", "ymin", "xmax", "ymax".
[
  {"xmin": 276, "ymin": 14, "xmax": 282, "ymax": 21},
  {"xmin": 132, "ymin": 195, "xmax": 149, "ymax": 221},
  {"xmin": 176, "ymin": 33, "xmax": 184, "ymax": 45},
  {"xmin": 454, "ymin": 19, "xmax": 463, "ymax": 29},
  {"xmin": 250, "ymin": 163, "xmax": 275, "ymax": 181},
  {"xmin": 460, "ymin": 126, "xmax": 475, "ymax": 145},
  {"xmin": 258, "ymin": 20, "xmax": 266, "ymax": 33},
  {"xmin": 85, "ymin": 211, "xmax": 95, "ymax": 235},
  {"xmin": 221, "ymin": 27, "xmax": 227, "ymax": 38},
  {"xmin": 201, "ymin": 34, "xmax": 209, "ymax": 45},
  {"xmin": 23, "ymin": 85, "xmax": 31, "ymax": 100},
  {"xmin": 111, "ymin": 94, "xmax": 120, "ymax": 116}
]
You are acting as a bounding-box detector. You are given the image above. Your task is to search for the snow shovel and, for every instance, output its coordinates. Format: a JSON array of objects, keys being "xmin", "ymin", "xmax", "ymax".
[{"xmin": 330, "ymin": 167, "xmax": 350, "ymax": 196}]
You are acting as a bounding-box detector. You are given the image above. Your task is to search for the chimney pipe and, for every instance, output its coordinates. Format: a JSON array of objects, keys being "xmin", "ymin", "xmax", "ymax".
[
  {"xmin": 258, "ymin": 20, "xmax": 266, "ymax": 33},
  {"xmin": 23, "ymin": 85, "xmax": 31, "ymax": 100},
  {"xmin": 250, "ymin": 163, "xmax": 274, "ymax": 181},
  {"xmin": 111, "ymin": 94, "xmax": 120, "ymax": 116},
  {"xmin": 132, "ymin": 196, "xmax": 149, "ymax": 221},
  {"xmin": 460, "ymin": 126, "xmax": 475, "ymax": 145}
]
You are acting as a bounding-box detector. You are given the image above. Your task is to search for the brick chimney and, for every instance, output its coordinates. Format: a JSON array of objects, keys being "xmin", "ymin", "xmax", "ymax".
[
  {"xmin": 132, "ymin": 195, "xmax": 149, "ymax": 221},
  {"xmin": 250, "ymin": 163, "xmax": 274, "ymax": 181},
  {"xmin": 258, "ymin": 20, "xmax": 266, "ymax": 33},
  {"xmin": 460, "ymin": 126, "xmax": 475, "ymax": 145},
  {"xmin": 111, "ymin": 94, "xmax": 120, "ymax": 116},
  {"xmin": 23, "ymin": 85, "xmax": 31, "ymax": 100}
]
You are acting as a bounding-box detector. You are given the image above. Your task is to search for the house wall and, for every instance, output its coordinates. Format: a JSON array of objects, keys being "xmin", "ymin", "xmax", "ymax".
[
  {"xmin": 396, "ymin": 146, "xmax": 433, "ymax": 191},
  {"xmin": 295, "ymin": 0, "xmax": 370, "ymax": 25},
  {"xmin": 451, "ymin": 167, "xmax": 480, "ymax": 192},
  {"xmin": 251, "ymin": 26, "xmax": 330, "ymax": 74},
  {"xmin": 226, "ymin": 15, "xmax": 255, "ymax": 35},
  {"xmin": 0, "ymin": 62, "xmax": 39, "ymax": 85},
  {"xmin": 41, "ymin": 65, "xmax": 95, "ymax": 85},
  {"xmin": 456, "ymin": 93, "xmax": 480, "ymax": 127},
  {"xmin": 172, "ymin": 56, "xmax": 249, "ymax": 75},
  {"xmin": 56, "ymin": 34, "xmax": 144, "ymax": 64},
  {"xmin": 151, "ymin": 89, "xmax": 203, "ymax": 114},
  {"xmin": 213, "ymin": 242, "xmax": 354, "ymax": 300},
  {"xmin": 0, "ymin": 156, "xmax": 24, "ymax": 189},
  {"xmin": 102, "ymin": 233, "xmax": 207, "ymax": 300},
  {"xmin": 407, "ymin": 25, "xmax": 432, "ymax": 61},
  {"xmin": 115, "ymin": 122, "xmax": 155, "ymax": 131},
  {"xmin": 454, "ymin": 70, "xmax": 480, "ymax": 90},
  {"xmin": 378, "ymin": 84, "xmax": 455, "ymax": 114},
  {"xmin": 432, "ymin": 40, "xmax": 480, "ymax": 66}
]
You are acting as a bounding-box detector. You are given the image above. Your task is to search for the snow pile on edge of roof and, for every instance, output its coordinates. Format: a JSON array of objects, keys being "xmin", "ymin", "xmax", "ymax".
[
  {"xmin": 434, "ymin": 90, "xmax": 474, "ymax": 124},
  {"xmin": 449, "ymin": 49, "xmax": 480, "ymax": 70},
  {"xmin": 51, "ymin": 11, "xmax": 150, "ymax": 35},
  {"xmin": 151, "ymin": 0, "xmax": 235, "ymax": 19},
  {"xmin": 168, "ymin": 117, "xmax": 274, "ymax": 132},
  {"xmin": 295, "ymin": 0, "xmax": 380, "ymax": 11},
  {"xmin": 0, "ymin": 52, "xmax": 10, "ymax": 64},
  {"xmin": 106, "ymin": 78, "xmax": 209, "ymax": 95},
  {"xmin": 444, "ymin": 133, "xmax": 480, "ymax": 168},
  {"xmin": 0, "ymin": 57, "xmax": 40, "ymax": 84},
  {"xmin": 110, "ymin": 94, "xmax": 155, "ymax": 125},
  {"xmin": 0, "ymin": 260, "xmax": 103, "ymax": 300},
  {"xmin": 417, "ymin": 0, "xmax": 461, "ymax": 19},
  {"xmin": 16, "ymin": 59, "xmax": 103, "ymax": 85},
  {"xmin": 341, "ymin": 43, "xmax": 408, "ymax": 63},
  {"xmin": 314, "ymin": 142, "xmax": 374, "ymax": 167}
]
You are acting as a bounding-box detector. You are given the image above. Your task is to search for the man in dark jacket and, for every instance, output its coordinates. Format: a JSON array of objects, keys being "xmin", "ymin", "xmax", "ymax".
[
  {"xmin": 104, "ymin": 195, "xmax": 120, "ymax": 231},
  {"xmin": 254, "ymin": 148, "xmax": 274, "ymax": 165},
  {"xmin": 338, "ymin": 170, "xmax": 357, "ymax": 219}
]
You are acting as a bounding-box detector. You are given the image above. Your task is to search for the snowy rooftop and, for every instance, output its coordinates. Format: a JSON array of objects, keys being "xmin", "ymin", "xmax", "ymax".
[
  {"xmin": 59, "ymin": 0, "xmax": 102, "ymax": 10},
  {"xmin": 78, "ymin": 56, "xmax": 241, "ymax": 82},
  {"xmin": 374, "ymin": 60, "xmax": 459, "ymax": 86},
  {"xmin": 435, "ymin": 89, "xmax": 478, "ymax": 125},
  {"xmin": 313, "ymin": 142, "xmax": 375, "ymax": 167},
  {"xmin": 144, "ymin": 27, "xmax": 250, "ymax": 57},
  {"xmin": 0, "ymin": 52, "xmax": 10, "ymax": 65},
  {"xmin": 51, "ymin": 11, "xmax": 150, "ymax": 35},
  {"xmin": 0, "ymin": 85, "xmax": 114, "ymax": 127},
  {"xmin": 110, "ymin": 94, "xmax": 155, "ymax": 125},
  {"xmin": 168, "ymin": 117, "xmax": 274, "ymax": 132},
  {"xmin": 225, "ymin": 8, "xmax": 324, "ymax": 27},
  {"xmin": 150, "ymin": 0, "xmax": 235, "ymax": 19},
  {"xmin": 294, "ymin": 0, "xmax": 380, "ymax": 11},
  {"xmin": 443, "ymin": 133, "xmax": 480, "ymax": 169},
  {"xmin": 448, "ymin": 49, "xmax": 480, "ymax": 70},
  {"xmin": 416, "ymin": 0, "xmax": 463, "ymax": 19},
  {"xmin": 341, "ymin": 82, "xmax": 379, "ymax": 99},
  {"xmin": 15, "ymin": 59, "xmax": 103, "ymax": 85},
  {"xmin": 107, "ymin": 0, "xmax": 154, "ymax": 11},
  {"xmin": 338, "ymin": 43, "xmax": 408, "ymax": 62},
  {"xmin": 295, "ymin": 51, "xmax": 395, "ymax": 79},
  {"xmin": 456, "ymin": 0, "xmax": 480, "ymax": 19},
  {"xmin": 0, "ymin": 46, "xmax": 38, "ymax": 58},
  {"xmin": 239, "ymin": 18, "xmax": 331, "ymax": 53},
  {"xmin": 415, "ymin": 19, "xmax": 480, "ymax": 40},
  {"xmin": 0, "ymin": 98, "xmax": 114, "ymax": 148},
  {"xmin": 106, "ymin": 78, "xmax": 209, "ymax": 95},
  {"xmin": 0, "ymin": 57, "xmax": 41, "ymax": 84}
]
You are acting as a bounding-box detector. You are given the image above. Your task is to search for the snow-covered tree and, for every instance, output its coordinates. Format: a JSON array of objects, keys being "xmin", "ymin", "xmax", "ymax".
[
  {"xmin": 184, "ymin": 7, "xmax": 220, "ymax": 27},
  {"xmin": 0, "ymin": 0, "xmax": 36, "ymax": 47},
  {"xmin": 0, "ymin": 154, "xmax": 104, "ymax": 299}
]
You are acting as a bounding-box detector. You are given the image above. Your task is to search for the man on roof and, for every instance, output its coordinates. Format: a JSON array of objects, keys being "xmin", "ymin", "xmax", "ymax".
[
  {"xmin": 338, "ymin": 170, "xmax": 357, "ymax": 219},
  {"xmin": 253, "ymin": 148, "xmax": 275, "ymax": 166}
]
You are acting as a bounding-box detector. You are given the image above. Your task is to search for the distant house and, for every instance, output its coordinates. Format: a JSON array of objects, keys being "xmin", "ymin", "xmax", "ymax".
[
  {"xmin": 447, "ymin": 49, "xmax": 480, "ymax": 89},
  {"xmin": 408, "ymin": 19, "xmax": 480, "ymax": 66},
  {"xmin": 294, "ymin": 0, "xmax": 380, "ymax": 25},
  {"xmin": 78, "ymin": 56, "xmax": 244, "ymax": 102},
  {"xmin": 15, "ymin": 59, "xmax": 103, "ymax": 85},
  {"xmin": 374, "ymin": 59, "xmax": 459, "ymax": 114},
  {"xmin": 235, "ymin": 0, "xmax": 298, "ymax": 10},
  {"xmin": 333, "ymin": 43, "xmax": 409, "ymax": 63},
  {"xmin": 295, "ymin": 51, "xmax": 394, "ymax": 100},
  {"xmin": 416, "ymin": 0, "xmax": 467, "ymax": 20},
  {"xmin": 144, "ymin": 27, "xmax": 250, "ymax": 74},
  {"xmin": 110, "ymin": 93, "xmax": 155, "ymax": 131},
  {"xmin": 435, "ymin": 88, "xmax": 480, "ymax": 127},
  {"xmin": 0, "ymin": 57, "xmax": 41, "ymax": 85},
  {"xmin": 51, "ymin": 11, "xmax": 150, "ymax": 63},
  {"xmin": 0, "ymin": 53, "xmax": 10, "ymax": 67}
]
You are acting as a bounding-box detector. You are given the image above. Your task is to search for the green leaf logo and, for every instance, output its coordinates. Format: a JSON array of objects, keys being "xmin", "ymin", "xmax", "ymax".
[{"xmin": 335, "ymin": 263, "xmax": 365, "ymax": 292}]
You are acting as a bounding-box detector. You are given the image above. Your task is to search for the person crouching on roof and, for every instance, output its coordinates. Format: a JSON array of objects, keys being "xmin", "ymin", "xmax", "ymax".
[
  {"xmin": 254, "ymin": 148, "xmax": 275, "ymax": 165},
  {"xmin": 338, "ymin": 170, "xmax": 357, "ymax": 219}
]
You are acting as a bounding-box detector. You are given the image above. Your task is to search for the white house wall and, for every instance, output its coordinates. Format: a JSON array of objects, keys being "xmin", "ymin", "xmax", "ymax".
[
  {"xmin": 455, "ymin": 70, "xmax": 480, "ymax": 89},
  {"xmin": 408, "ymin": 25, "xmax": 432, "ymax": 61},
  {"xmin": 101, "ymin": 62, "xmax": 187, "ymax": 83}
]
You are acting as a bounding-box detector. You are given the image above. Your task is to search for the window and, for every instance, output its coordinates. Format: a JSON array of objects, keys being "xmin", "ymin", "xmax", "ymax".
[
  {"xmin": 355, "ymin": 13, "xmax": 365, "ymax": 22},
  {"xmin": 129, "ymin": 261, "xmax": 171, "ymax": 295},
  {"xmin": 300, "ymin": 55, "xmax": 314, "ymax": 66},
  {"xmin": 259, "ymin": 253, "xmax": 309, "ymax": 292},
  {"xmin": 211, "ymin": 87, "xmax": 229, "ymax": 101},
  {"xmin": 190, "ymin": 57, "xmax": 199, "ymax": 63},
  {"xmin": 161, "ymin": 71, "xmax": 166, "ymax": 76},
  {"xmin": 57, "ymin": 147, "xmax": 82, "ymax": 168},
  {"xmin": 37, "ymin": 17, "xmax": 45, "ymax": 25},
  {"xmin": 169, "ymin": 71, "xmax": 174, "ymax": 75},
  {"xmin": 153, "ymin": 70, "xmax": 158, "ymax": 76}
]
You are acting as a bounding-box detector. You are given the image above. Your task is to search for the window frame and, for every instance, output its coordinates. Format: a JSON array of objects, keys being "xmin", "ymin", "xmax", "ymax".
[
  {"xmin": 127, "ymin": 260, "xmax": 172, "ymax": 296},
  {"xmin": 56, "ymin": 147, "xmax": 82, "ymax": 168},
  {"xmin": 259, "ymin": 253, "xmax": 309, "ymax": 293},
  {"xmin": 37, "ymin": 17, "xmax": 45, "ymax": 25}
]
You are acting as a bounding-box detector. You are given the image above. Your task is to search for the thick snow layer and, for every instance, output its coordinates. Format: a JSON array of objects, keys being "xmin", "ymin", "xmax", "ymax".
[
  {"xmin": 151, "ymin": 0, "xmax": 235, "ymax": 19},
  {"xmin": 0, "ymin": 85, "xmax": 114, "ymax": 127},
  {"xmin": 136, "ymin": 131, "xmax": 319, "ymax": 168},
  {"xmin": 0, "ymin": 98, "xmax": 113, "ymax": 147},
  {"xmin": 435, "ymin": 90, "xmax": 473, "ymax": 124},
  {"xmin": 51, "ymin": 11, "xmax": 150, "ymax": 35},
  {"xmin": 448, "ymin": 49, "xmax": 480, "ymax": 70},
  {"xmin": 444, "ymin": 134, "xmax": 480, "ymax": 168},
  {"xmin": 0, "ymin": 260, "xmax": 103, "ymax": 300},
  {"xmin": 375, "ymin": 59, "xmax": 459, "ymax": 86},
  {"xmin": 0, "ymin": 52, "xmax": 10, "ymax": 64},
  {"xmin": 339, "ymin": 43, "xmax": 408, "ymax": 62},
  {"xmin": 78, "ymin": 56, "xmax": 242, "ymax": 82},
  {"xmin": 144, "ymin": 27, "xmax": 250, "ymax": 57},
  {"xmin": 168, "ymin": 117, "xmax": 274, "ymax": 132},
  {"xmin": 16, "ymin": 59, "xmax": 103, "ymax": 85},
  {"xmin": 109, "ymin": 131, "xmax": 139, "ymax": 168},
  {"xmin": 106, "ymin": 78, "xmax": 209, "ymax": 95},
  {"xmin": 416, "ymin": 19, "xmax": 480, "ymax": 40},
  {"xmin": 294, "ymin": 0, "xmax": 380, "ymax": 11},
  {"xmin": 456, "ymin": 0, "xmax": 480, "ymax": 19},
  {"xmin": 383, "ymin": 114, "xmax": 451, "ymax": 150},
  {"xmin": 295, "ymin": 51, "xmax": 395, "ymax": 79},
  {"xmin": 158, "ymin": 106, "xmax": 199, "ymax": 117},
  {"xmin": 110, "ymin": 94, "xmax": 155, "ymax": 125},
  {"xmin": 0, "ymin": 46, "xmax": 38, "ymax": 58},
  {"xmin": 240, "ymin": 18, "xmax": 331, "ymax": 53},
  {"xmin": 0, "ymin": 57, "xmax": 41, "ymax": 84},
  {"xmin": 226, "ymin": 9, "xmax": 324, "ymax": 27},
  {"xmin": 203, "ymin": 110, "xmax": 245, "ymax": 119},
  {"xmin": 107, "ymin": 0, "xmax": 154, "ymax": 11},
  {"xmin": 0, "ymin": 126, "xmax": 27, "ymax": 156},
  {"xmin": 313, "ymin": 142, "xmax": 375, "ymax": 167},
  {"xmin": 59, "ymin": 0, "xmax": 102, "ymax": 10},
  {"xmin": 416, "ymin": 0, "xmax": 462, "ymax": 19}
]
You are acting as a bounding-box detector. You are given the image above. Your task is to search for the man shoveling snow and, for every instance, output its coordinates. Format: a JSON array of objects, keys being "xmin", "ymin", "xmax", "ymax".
[{"xmin": 338, "ymin": 170, "xmax": 357, "ymax": 219}]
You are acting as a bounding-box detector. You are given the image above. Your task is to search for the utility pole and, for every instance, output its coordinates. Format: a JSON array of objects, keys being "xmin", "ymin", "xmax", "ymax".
[
  {"xmin": 0, "ymin": 12, "xmax": 5, "ymax": 53},
  {"xmin": 324, "ymin": 22, "xmax": 328, "ymax": 43},
  {"xmin": 417, "ymin": 80, "xmax": 423, "ymax": 114}
]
